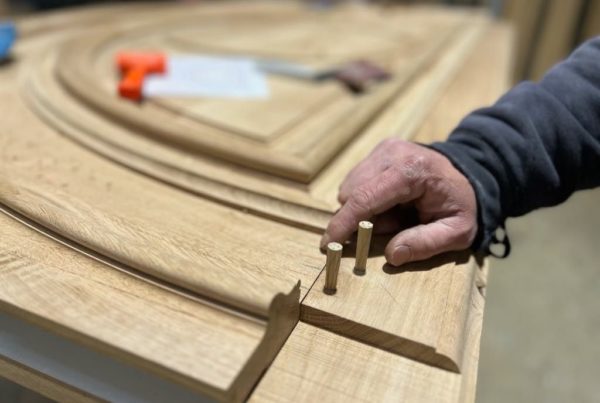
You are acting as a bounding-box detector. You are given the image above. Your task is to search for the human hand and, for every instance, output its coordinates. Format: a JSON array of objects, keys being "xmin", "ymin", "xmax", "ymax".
[{"xmin": 320, "ymin": 138, "xmax": 478, "ymax": 266}]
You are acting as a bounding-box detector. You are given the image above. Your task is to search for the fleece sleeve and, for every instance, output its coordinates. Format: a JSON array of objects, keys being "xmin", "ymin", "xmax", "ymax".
[{"xmin": 430, "ymin": 36, "xmax": 600, "ymax": 256}]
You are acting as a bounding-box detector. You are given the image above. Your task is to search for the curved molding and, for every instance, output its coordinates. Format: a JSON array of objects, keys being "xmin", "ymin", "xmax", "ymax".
[{"xmin": 0, "ymin": 210, "xmax": 301, "ymax": 402}]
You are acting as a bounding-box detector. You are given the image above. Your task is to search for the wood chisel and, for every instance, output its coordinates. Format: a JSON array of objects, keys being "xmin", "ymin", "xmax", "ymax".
[{"xmin": 257, "ymin": 58, "xmax": 391, "ymax": 93}]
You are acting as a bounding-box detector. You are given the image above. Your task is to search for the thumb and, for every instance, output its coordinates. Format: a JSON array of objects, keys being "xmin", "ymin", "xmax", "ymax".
[{"xmin": 384, "ymin": 217, "xmax": 474, "ymax": 266}]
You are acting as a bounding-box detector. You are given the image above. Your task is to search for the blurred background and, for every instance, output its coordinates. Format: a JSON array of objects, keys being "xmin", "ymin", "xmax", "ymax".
[
  {"xmin": 3, "ymin": 0, "xmax": 600, "ymax": 83},
  {"xmin": 1, "ymin": 1, "xmax": 599, "ymax": 402}
]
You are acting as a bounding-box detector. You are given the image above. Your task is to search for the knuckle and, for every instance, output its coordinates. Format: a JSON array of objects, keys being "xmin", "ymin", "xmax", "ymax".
[
  {"xmin": 402, "ymin": 154, "xmax": 430, "ymax": 181},
  {"xmin": 349, "ymin": 186, "xmax": 374, "ymax": 214}
]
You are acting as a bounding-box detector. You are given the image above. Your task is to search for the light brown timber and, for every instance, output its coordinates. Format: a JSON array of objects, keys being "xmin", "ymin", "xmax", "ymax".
[
  {"xmin": 354, "ymin": 221, "xmax": 373, "ymax": 275},
  {"xmin": 21, "ymin": 6, "xmax": 490, "ymax": 232},
  {"xmin": 0, "ymin": 3, "xmax": 513, "ymax": 402},
  {"xmin": 324, "ymin": 242, "xmax": 342, "ymax": 294},
  {"xmin": 250, "ymin": 275, "xmax": 485, "ymax": 403},
  {"xmin": 0, "ymin": 210, "xmax": 299, "ymax": 402},
  {"xmin": 252, "ymin": 22, "xmax": 510, "ymax": 402}
]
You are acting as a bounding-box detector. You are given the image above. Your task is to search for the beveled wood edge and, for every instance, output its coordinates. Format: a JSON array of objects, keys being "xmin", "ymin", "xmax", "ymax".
[
  {"xmin": 0, "ymin": 206, "xmax": 304, "ymax": 401},
  {"xmin": 297, "ymin": 251, "xmax": 483, "ymax": 374},
  {"xmin": 0, "ymin": 200, "xmax": 270, "ymax": 323},
  {"xmin": 228, "ymin": 282, "xmax": 301, "ymax": 402},
  {"xmin": 299, "ymin": 303, "xmax": 461, "ymax": 373}
]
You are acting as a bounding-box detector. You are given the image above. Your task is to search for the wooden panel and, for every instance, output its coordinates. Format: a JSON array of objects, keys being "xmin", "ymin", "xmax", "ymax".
[
  {"xmin": 0, "ymin": 210, "xmax": 294, "ymax": 402},
  {"xmin": 25, "ymin": 47, "xmax": 334, "ymax": 231},
  {"xmin": 251, "ymin": 322, "xmax": 459, "ymax": 402},
  {"xmin": 413, "ymin": 23, "xmax": 513, "ymax": 143},
  {"xmin": 22, "ymin": 8, "xmax": 490, "ymax": 233},
  {"xmin": 156, "ymin": 77, "xmax": 340, "ymax": 141},
  {"xmin": 50, "ymin": 4, "xmax": 473, "ymax": 182},
  {"xmin": 251, "ymin": 274, "xmax": 484, "ymax": 403},
  {"xmin": 0, "ymin": 4, "xmax": 513, "ymax": 401},
  {"xmin": 1, "ymin": 19, "xmax": 317, "ymax": 397},
  {"xmin": 0, "ymin": 57, "xmax": 323, "ymax": 319},
  {"xmin": 300, "ymin": 22, "xmax": 512, "ymax": 374},
  {"xmin": 308, "ymin": 19, "xmax": 488, "ymax": 205},
  {"xmin": 167, "ymin": 13, "xmax": 404, "ymax": 67},
  {"xmin": 301, "ymin": 252, "xmax": 480, "ymax": 372},
  {"xmin": 255, "ymin": 19, "xmax": 507, "ymax": 402}
]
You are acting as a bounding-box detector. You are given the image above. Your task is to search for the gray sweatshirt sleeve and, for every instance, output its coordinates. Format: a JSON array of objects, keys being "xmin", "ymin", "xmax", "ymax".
[{"xmin": 430, "ymin": 36, "xmax": 600, "ymax": 256}]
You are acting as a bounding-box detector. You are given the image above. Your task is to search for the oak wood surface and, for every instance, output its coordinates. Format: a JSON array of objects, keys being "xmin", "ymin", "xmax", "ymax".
[
  {"xmin": 0, "ymin": 83, "xmax": 323, "ymax": 318},
  {"xmin": 53, "ymin": 5, "xmax": 471, "ymax": 182},
  {"xmin": 307, "ymin": 19, "xmax": 488, "ymax": 206},
  {"xmin": 22, "ymin": 6, "xmax": 490, "ymax": 233},
  {"xmin": 413, "ymin": 24, "xmax": 513, "ymax": 143},
  {"xmin": 0, "ymin": 208, "xmax": 296, "ymax": 402},
  {"xmin": 354, "ymin": 221, "xmax": 373, "ymax": 274},
  {"xmin": 2, "ymin": 11, "xmax": 324, "ymax": 397},
  {"xmin": 251, "ymin": 23, "xmax": 511, "ymax": 402},
  {"xmin": 0, "ymin": 3, "xmax": 512, "ymax": 402},
  {"xmin": 251, "ymin": 276, "xmax": 485, "ymax": 403},
  {"xmin": 300, "ymin": 22, "xmax": 512, "ymax": 375},
  {"xmin": 302, "ymin": 252, "xmax": 479, "ymax": 372}
]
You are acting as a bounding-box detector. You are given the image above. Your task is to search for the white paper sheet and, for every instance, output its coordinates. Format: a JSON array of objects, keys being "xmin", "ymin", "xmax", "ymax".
[{"xmin": 144, "ymin": 55, "xmax": 269, "ymax": 99}]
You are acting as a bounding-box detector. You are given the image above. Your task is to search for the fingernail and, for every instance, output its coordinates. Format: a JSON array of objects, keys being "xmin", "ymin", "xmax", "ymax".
[
  {"xmin": 320, "ymin": 234, "xmax": 330, "ymax": 250},
  {"xmin": 391, "ymin": 245, "xmax": 411, "ymax": 266}
]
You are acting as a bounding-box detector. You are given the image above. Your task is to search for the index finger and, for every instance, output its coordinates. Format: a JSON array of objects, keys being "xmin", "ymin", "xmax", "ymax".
[{"xmin": 320, "ymin": 167, "xmax": 423, "ymax": 248}]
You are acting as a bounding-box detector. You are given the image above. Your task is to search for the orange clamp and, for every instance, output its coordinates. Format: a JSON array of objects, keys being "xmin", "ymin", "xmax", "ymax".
[{"xmin": 116, "ymin": 52, "xmax": 166, "ymax": 101}]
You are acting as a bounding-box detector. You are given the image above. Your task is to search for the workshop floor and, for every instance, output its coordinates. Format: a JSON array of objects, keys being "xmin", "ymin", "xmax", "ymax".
[
  {"xmin": 477, "ymin": 188, "xmax": 600, "ymax": 403},
  {"xmin": 2, "ymin": 189, "xmax": 599, "ymax": 403}
]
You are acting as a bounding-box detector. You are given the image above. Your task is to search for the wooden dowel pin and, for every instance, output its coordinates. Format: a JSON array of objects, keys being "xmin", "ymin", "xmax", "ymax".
[
  {"xmin": 354, "ymin": 221, "xmax": 373, "ymax": 275},
  {"xmin": 324, "ymin": 242, "xmax": 342, "ymax": 294}
]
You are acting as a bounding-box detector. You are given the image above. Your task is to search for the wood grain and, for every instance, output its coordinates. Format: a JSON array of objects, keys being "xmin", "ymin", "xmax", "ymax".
[
  {"xmin": 299, "ymin": 22, "xmax": 512, "ymax": 374},
  {"xmin": 0, "ymin": 209, "xmax": 300, "ymax": 402},
  {"xmin": 52, "ymin": 4, "xmax": 471, "ymax": 182},
  {"xmin": 309, "ymin": 18, "xmax": 488, "ymax": 207},
  {"xmin": 354, "ymin": 221, "xmax": 373, "ymax": 274},
  {"xmin": 0, "ymin": 4, "xmax": 514, "ymax": 401},
  {"xmin": 251, "ymin": 274, "xmax": 485, "ymax": 403},
  {"xmin": 0, "ymin": 76, "xmax": 324, "ymax": 319},
  {"xmin": 324, "ymin": 242, "xmax": 343, "ymax": 294},
  {"xmin": 301, "ymin": 251, "xmax": 479, "ymax": 372},
  {"xmin": 22, "ymin": 7, "xmax": 489, "ymax": 233},
  {"xmin": 413, "ymin": 23, "xmax": 513, "ymax": 143}
]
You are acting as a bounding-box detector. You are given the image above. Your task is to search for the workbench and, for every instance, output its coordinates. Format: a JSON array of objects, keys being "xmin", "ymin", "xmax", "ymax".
[{"xmin": 0, "ymin": 2, "xmax": 512, "ymax": 402}]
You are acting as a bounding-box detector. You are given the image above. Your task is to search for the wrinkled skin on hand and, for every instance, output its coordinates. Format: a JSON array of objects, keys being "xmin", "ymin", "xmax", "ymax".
[{"xmin": 320, "ymin": 138, "xmax": 478, "ymax": 266}]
